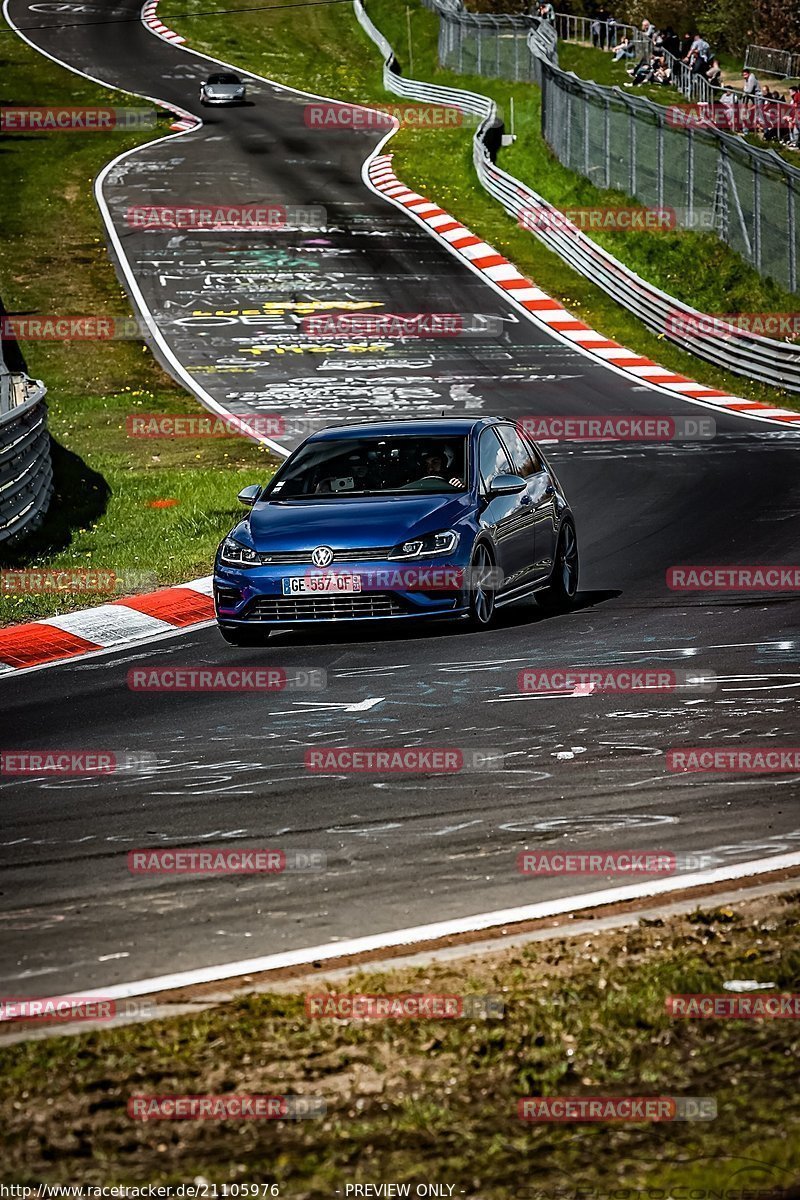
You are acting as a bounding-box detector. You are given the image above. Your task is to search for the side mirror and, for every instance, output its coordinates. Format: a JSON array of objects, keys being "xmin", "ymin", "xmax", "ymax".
[
  {"xmin": 237, "ymin": 484, "xmax": 261, "ymax": 507},
  {"xmin": 489, "ymin": 473, "xmax": 527, "ymax": 496}
]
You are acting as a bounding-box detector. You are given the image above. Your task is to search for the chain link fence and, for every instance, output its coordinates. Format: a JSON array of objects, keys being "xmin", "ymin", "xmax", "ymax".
[
  {"xmin": 437, "ymin": 3, "xmax": 800, "ymax": 293},
  {"xmin": 538, "ymin": 55, "xmax": 800, "ymax": 292},
  {"xmin": 438, "ymin": 11, "xmax": 540, "ymax": 82}
]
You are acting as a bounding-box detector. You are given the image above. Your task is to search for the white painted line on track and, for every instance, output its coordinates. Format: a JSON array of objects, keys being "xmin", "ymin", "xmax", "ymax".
[{"xmin": 10, "ymin": 849, "xmax": 800, "ymax": 1014}]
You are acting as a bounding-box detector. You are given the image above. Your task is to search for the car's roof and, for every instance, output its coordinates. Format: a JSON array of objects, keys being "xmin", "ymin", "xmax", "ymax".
[{"xmin": 306, "ymin": 417, "xmax": 503, "ymax": 441}]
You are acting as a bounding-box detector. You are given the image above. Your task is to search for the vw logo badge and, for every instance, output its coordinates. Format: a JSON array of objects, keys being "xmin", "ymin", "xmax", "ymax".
[{"xmin": 311, "ymin": 545, "xmax": 334, "ymax": 568}]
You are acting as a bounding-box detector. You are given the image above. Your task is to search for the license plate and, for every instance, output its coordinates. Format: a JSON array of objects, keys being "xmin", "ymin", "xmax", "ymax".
[{"xmin": 282, "ymin": 574, "xmax": 362, "ymax": 595}]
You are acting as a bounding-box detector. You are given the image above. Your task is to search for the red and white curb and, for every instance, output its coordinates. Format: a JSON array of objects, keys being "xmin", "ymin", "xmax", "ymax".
[
  {"xmin": 0, "ymin": 577, "xmax": 213, "ymax": 675},
  {"xmin": 141, "ymin": 0, "xmax": 185, "ymax": 45},
  {"xmin": 140, "ymin": 0, "xmax": 199, "ymax": 129},
  {"xmin": 368, "ymin": 155, "xmax": 800, "ymax": 427}
]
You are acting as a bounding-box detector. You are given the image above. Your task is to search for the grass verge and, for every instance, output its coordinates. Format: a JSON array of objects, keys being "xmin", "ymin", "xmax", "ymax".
[
  {"xmin": 1, "ymin": 888, "xmax": 798, "ymax": 1187},
  {"xmin": 159, "ymin": 0, "xmax": 800, "ymax": 415},
  {"xmin": 0, "ymin": 34, "xmax": 276, "ymax": 626}
]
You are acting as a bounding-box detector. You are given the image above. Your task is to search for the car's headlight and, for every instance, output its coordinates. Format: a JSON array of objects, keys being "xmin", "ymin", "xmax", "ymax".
[
  {"xmin": 219, "ymin": 537, "xmax": 260, "ymax": 568},
  {"xmin": 389, "ymin": 530, "xmax": 459, "ymax": 560}
]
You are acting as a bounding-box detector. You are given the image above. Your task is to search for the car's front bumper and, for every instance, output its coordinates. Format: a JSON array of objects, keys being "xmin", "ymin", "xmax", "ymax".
[
  {"xmin": 214, "ymin": 559, "xmax": 470, "ymax": 626},
  {"xmin": 200, "ymin": 94, "xmax": 246, "ymax": 105}
]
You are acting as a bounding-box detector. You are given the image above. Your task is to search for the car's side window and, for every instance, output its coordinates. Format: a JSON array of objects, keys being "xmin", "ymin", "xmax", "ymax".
[
  {"xmin": 497, "ymin": 426, "xmax": 543, "ymax": 478},
  {"xmin": 478, "ymin": 428, "xmax": 513, "ymax": 493}
]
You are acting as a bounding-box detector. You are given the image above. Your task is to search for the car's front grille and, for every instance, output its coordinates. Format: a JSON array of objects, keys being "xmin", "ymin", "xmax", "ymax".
[
  {"xmin": 244, "ymin": 593, "xmax": 405, "ymax": 622},
  {"xmin": 258, "ymin": 547, "xmax": 392, "ymax": 565}
]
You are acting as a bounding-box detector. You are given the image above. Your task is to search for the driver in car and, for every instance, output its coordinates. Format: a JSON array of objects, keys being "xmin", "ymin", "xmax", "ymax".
[{"xmin": 400, "ymin": 448, "xmax": 464, "ymax": 491}]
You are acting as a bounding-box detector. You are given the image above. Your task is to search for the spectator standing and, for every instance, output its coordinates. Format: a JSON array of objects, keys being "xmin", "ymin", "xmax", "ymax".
[
  {"xmin": 538, "ymin": 1, "xmax": 555, "ymax": 23},
  {"xmin": 762, "ymin": 89, "xmax": 783, "ymax": 141},
  {"xmin": 742, "ymin": 68, "xmax": 762, "ymax": 103},
  {"xmin": 591, "ymin": 17, "xmax": 603, "ymax": 48},
  {"xmin": 685, "ymin": 32, "xmax": 711, "ymax": 76},
  {"xmin": 741, "ymin": 68, "xmax": 763, "ymax": 135},
  {"xmin": 662, "ymin": 26, "xmax": 679, "ymax": 57},
  {"xmin": 789, "ymin": 84, "xmax": 800, "ymax": 148}
]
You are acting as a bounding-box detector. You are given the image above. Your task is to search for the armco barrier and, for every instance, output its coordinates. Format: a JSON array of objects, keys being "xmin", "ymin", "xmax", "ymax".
[
  {"xmin": 744, "ymin": 44, "xmax": 800, "ymax": 80},
  {"xmin": 0, "ymin": 362, "xmax": 52, "ymax": 544},
  {"xmin": 355, "ymin": 0, "xmax": 800, "ymax": 392}
]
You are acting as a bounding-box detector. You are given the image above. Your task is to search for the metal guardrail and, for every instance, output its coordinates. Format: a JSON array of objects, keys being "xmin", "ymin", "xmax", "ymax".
[
  {"xmin": 0, "ymin": 359, "xmax": 52, "ymax": 544},
  {"xmin": 745, "ymin": 44, "xmax": 800, "ymax": 79},
  {"xmin": 355, "ymin": 0, "xmax": 800, "ymax": 392}
]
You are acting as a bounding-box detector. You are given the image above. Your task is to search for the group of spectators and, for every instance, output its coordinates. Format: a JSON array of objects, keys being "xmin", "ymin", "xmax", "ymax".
[
  {"xmin": 595, "ymin": 12, "xmax": 800, "ymax": 148},
  {"xmin": 734, "ymin": 73, "xmax": 800, "ymax": 147},
  {"xmin": 604, "ymin": 18, "xmax": 720, "ymax": 88}
]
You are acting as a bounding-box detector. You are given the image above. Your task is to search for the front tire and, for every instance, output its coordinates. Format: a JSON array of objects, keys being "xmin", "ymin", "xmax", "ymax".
[
  {"xmin": 218, "ymin": 624, "xmax": 269, "ymax": 646},
  {"xmin": 537, "ymin": 519, "xmax": 579, "ymax": 613},
  {"xmin": 466, "ymin": 541, "xmax": 497, "ymax": 629}
]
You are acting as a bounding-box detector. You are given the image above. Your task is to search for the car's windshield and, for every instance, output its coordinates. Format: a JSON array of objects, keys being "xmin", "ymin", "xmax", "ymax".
[
  {"xmin": 263, "ymin": 435, "xmax": 470, "ymax": 499},
  {"xmin": 207, "ymin": 73, "xmax": 241, "ymax": 84}
]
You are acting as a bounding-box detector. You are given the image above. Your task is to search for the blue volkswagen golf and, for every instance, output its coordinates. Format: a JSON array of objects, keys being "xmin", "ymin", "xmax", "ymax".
[{"xmin": 214, "ymin": 417, "xmax": 578, "ymax": 644}]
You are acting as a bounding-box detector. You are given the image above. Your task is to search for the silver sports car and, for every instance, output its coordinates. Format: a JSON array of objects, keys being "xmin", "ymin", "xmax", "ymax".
[{"xmin": 199, "ymin": 72, "xmax": 247, "ymax": 106}]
